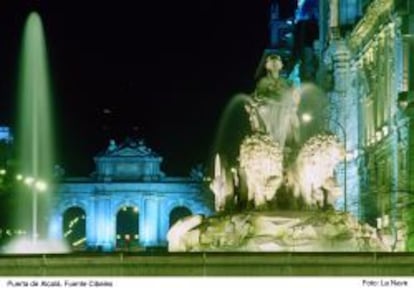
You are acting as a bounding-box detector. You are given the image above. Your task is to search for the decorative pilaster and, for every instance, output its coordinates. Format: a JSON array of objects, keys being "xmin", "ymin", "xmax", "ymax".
[
  {"xmin": 403, "ymin": 105, "xmax": 414, "ymax": 249},
  {"xmin": 142, "ymin": 195, "xmax": 161, "ymax": 246},
  {"xmin": 90, "ymin": 194, "xmax": 115, "ymax": 251},
  {"xmin": 48, "ymin": 211, "xmax": 63, "ymax": 241}
]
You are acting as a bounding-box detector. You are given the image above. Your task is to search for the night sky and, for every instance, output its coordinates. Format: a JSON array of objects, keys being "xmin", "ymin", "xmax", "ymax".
[{"xmin": 0, "ymin": 1, "xmax": 295, "ymax": 176}]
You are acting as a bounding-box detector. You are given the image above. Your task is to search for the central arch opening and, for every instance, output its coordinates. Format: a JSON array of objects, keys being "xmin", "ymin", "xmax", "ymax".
[
  {"xmin": 169, "ymin": 206, "xmax": 192, "ymax": 228},
  {"xmin": 63, "ymin": 206, "xmax": 86, "ymax": 250},
  {"xmin": 116, "ymin": 206, "xmax": 139, "ymax": 250}
]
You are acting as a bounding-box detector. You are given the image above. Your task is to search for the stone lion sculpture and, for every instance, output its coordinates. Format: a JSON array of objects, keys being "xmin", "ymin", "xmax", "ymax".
[
  {"xmin": 287, "ymin": 134, "xmax": 345, "ymax": 207},
  {"xmin": 239, "ymin": 134, "xmax": 283, "ymax": 207}
]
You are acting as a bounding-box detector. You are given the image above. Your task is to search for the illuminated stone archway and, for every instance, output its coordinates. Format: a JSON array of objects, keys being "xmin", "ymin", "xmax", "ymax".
[{"xmin": 48, "ymin": 139, "xmax": 214, "ymax": 251}]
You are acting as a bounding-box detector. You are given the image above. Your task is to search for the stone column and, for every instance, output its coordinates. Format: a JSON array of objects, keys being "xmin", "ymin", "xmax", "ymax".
[
  {"xmin": 91, "ymin": 194, "xmax": 115, "ymax": 251},
  {"xmin": 390, "ymin": 21, "xmax": 401, "ymax": 235},
  {"xmin": 404, "ymin": 106, "xmax": 414, "ymax": 250},
  {"xmin": 142, "ymin": 195, "xmax": 161, "ymax": 246},
  {"xmin": 158, "ymin": 199, "xmax": 169, "ymax": 246},
  {"xmin": 329, "ymin": 0, "xmax": 339, "ymax": 39},
  {"xmin": 329, "ymin": 0, "xmax": 339, "ymax": 28},
  {"xmin": 48, "ymin": 209, "xmax": 63, "ymax": 241},
  {"xmin": 328, "ymin": 39, "xmax": 351, "ymax": 212},
  {"xmin": 85, "ymin": 196, "xmax": 97, "ymax": 249}
]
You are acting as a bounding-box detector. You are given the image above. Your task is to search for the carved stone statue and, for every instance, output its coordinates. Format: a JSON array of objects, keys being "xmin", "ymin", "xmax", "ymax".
[
  {"xmin": 167, "ymin": 215, "xmax": 203, "ymax": 252},
  {"xmin": 167, "ymin": 52, "xmax": 393, "ymax": 252},
  {"xmin": 245, "ymin": 54, "xmax": 300, "ymax": 147},
  {"xmin": 107, "ymin": 139, "xmax": 117, "ymax": 152},
  {"xmin": 287, "ymin": 134, "xmax": 345, "ymax": 207},
  {"xmin": 239, "ymin": 134, "xmax": 283, "ymax": 207},
  {"xmin": 329, "ymin": 0, "xmax": 339, "ymax": 28}
]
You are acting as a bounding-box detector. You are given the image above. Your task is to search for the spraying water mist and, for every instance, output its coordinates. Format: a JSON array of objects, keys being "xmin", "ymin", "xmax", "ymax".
[{"xmin": 3, "ymin": 12, "xmax": 67, "ymax": 253}]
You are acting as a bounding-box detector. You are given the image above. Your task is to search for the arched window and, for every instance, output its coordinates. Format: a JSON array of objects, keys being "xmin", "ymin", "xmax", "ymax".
[
  {"xmin": 169, "ymin": 206, "xmax": 192, "ymax": 228},
  {"xmin": 116, "ymin": 206, "xmax": 139, "ymax": 250},
  {"xmin": 63, "ymin": 207, "xmax": 86, "ymax": 250}
]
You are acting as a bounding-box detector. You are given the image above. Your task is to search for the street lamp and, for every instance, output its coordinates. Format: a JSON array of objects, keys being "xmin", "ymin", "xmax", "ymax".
[
  {"xmin": 18, "ymin": 174, "xmax": 48, "ymax": 242},
  {"xmin": 301, "ymin": 113, "xmax": 313, "ymax": 123},
  {"xmin": 302, "ymin": 113, "xmax": 348, "ymax": 212},
  {"xmin": 34, "ymin": 180, "xmax": 47, "ymax": 192}
]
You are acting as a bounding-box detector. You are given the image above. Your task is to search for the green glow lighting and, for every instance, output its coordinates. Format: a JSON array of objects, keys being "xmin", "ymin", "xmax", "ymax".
[
  {"xmin": 64, "ymin": 229, "xmax": 72, "ymax": 238},
  {"xmin": 34, "ymin": 180, "xmax": 47, "ymax": 191},
  {"xmin": 15, "ymin": 11, "xmax": 55, "ymax": 242},
  {"xmin": 72, "ymin": 237, "xmax": 86, "ymax": 247},
  {"xmin": 24, "ymin": 177, "xmax": 34, "ymax": 186}
]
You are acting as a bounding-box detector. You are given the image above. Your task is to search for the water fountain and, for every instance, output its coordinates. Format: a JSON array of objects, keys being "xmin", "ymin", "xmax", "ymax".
[
  {"xmin": 167, "ymin": 54, "xmax": 402, "ymax": 252},
  {"xmin": 2, "ymin": 12, "xmax": 68, "ymax": 254}
]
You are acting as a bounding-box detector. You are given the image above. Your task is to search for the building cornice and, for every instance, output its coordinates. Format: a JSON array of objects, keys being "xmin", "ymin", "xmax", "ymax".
[{"xmin": 348, "ymin": 0, "xmax": 394, "ymax": 52}]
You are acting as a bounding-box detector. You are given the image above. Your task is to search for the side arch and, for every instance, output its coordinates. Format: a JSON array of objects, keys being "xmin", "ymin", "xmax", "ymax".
[
  {"xmin": 161, "ymin": 198, "xmax": 214, "ymax": 244},
  {"xmin": 49, "ymin": 198, "xmax": 89, "ymax": 243},
  {"xmin": 169, "ymin": 206, "xmax": 192, "ymax": 228},
  {"xmin": 62, "ymin": 206, "xmax": 87, "ymax": 249},
  {"xmin": 160, "ymin": 199, "xmax": 198, "ymax": 244}
]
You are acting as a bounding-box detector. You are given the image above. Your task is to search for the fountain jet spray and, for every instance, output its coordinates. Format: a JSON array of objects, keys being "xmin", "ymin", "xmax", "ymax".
[{"xmin": 16, "ymin": 11, "xmax": 54, "ymax": 243}]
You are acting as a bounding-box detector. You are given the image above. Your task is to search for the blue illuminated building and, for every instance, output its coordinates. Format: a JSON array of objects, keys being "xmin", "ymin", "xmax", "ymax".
[
  {"xmin": 0, "ymin": 127, "xmax": 13, "ymax": 143},
  {"xmin": 48, "ymin": 138, "xmax": 213, "ymax": 251}
]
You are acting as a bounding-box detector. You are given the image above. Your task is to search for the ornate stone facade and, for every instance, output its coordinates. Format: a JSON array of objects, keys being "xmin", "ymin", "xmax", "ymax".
[{"xmin": 320, "ymin": 0, "xmax": 414, "ymax": 249}]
